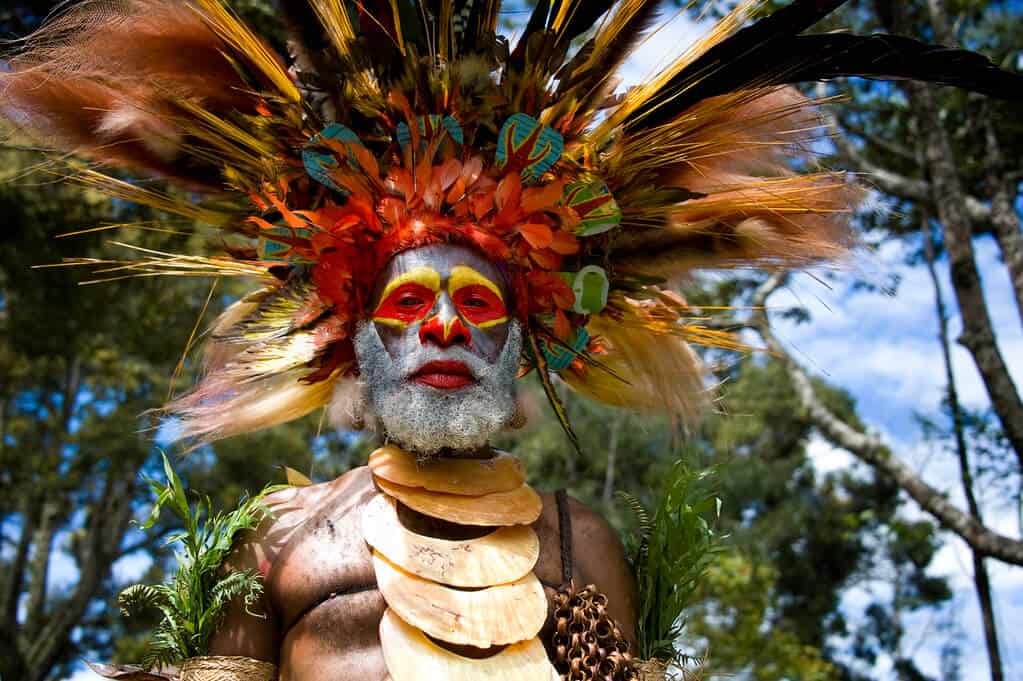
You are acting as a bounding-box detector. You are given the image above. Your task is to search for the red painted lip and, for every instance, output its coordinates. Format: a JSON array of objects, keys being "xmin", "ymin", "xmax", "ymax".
[{"xmin": 411, "ymin": 360, "xmax": 476, "ymax": 390}]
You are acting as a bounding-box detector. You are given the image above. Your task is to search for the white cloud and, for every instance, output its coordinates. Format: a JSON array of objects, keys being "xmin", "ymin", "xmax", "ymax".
[{"xmin": 769, "ymin": 235, "xmax": 1023, "ymax": 681}]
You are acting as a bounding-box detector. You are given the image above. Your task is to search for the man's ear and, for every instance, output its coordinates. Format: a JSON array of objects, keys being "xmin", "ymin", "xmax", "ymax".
[
  {"xmin": 507, "ymin": 395, "xmax": 528, "ymax": 430},
  {"xmin": 328, "ymin": 376, "xmax": 374, "ymax": 431}
]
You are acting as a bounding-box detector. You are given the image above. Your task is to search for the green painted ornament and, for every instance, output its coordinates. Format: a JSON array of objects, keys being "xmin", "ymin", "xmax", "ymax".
[
  {"xmin": 258, "ymin": 226, "xmax": 316, "ymax": 264},
  {"xmin": 396, "ymin": 114, "xmax": 464, "ymax": 153},
  {"xmin": 302, "ymin": 123, "xmax": 363, "ymax": 193},
  {"xmin": 496, "ymin": 113, "xmax": 564, "ymax": 183},
  {"xmin": 563, "ymin": 180, "xmax": 621, "ymax": 236},
  {"xmin": 570, "ymin": 266, "xmax": 610, "ymax": 315}
]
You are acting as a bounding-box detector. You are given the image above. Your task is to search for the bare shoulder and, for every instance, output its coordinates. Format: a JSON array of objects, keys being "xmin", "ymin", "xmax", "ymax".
[
  {"xmin": 208, "ymin": 467, "xmax": 374, "ymax": 660},
  {"xmin": 565, "ymin": 494, "xmax": 639, "ymax": 645},
  {"xmin": 229, "ymin": 466, "xmax": 374, "ymax": 572}
]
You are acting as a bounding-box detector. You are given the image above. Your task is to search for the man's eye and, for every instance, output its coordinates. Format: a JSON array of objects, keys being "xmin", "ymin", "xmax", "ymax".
[
  {"xmin": 462, "ymin": 297, "xmax": 488, "ymax": 308},
  {"xmin": 397, "ymin": 296, "xmax": 424, "ymax": 307}
]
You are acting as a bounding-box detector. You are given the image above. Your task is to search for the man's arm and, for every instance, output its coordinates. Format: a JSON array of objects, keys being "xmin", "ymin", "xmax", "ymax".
[
  {"xmin": 567, "ymin": 496, "xmax": 639, "ymax": 647},
  {"xmin": 207, "ymin": 487, "xmax": 310, "ymax": 662}
]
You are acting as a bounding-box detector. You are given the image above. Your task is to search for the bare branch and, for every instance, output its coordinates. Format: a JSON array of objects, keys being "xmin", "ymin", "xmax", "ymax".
[
  {"xmin": 744, "ymin": 274, "xmax": 1023, "ymax": 566},
  {"xmin": 23, "ymin": 501, "xmax": 58, "ymax": 640},
  {"xmin": 836, "ymin": 113, "xmax": 917, "ymax": 164},
  {"xmin": 983, "ymin": 116, "xmax": 1023, "ymax": 329},
  {"xmin": 2, "ymin": 496, "xmax": 35, "ymax": 632},
  {"xmin": 25, "ymin": 468, "xmax": 136, "ymax": 679},
  {"xmin": 817, "ymin": 85, "xmax": 992, "ymax": 224}
]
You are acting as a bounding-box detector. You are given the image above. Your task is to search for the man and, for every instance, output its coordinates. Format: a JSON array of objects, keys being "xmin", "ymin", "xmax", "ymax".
[
  {"xmin": 3, "ymin": 1, "xmax": 1019, "ymax": 679},
  {"xmin": 208, "ymin": 244, "xmax": 636, "ymax": 680}
]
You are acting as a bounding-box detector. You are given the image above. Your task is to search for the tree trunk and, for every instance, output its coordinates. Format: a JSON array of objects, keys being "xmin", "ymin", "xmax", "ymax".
[
  {"xmin": 602, "ymin": 415, "xmax": 622, "ymax": 504},
  {"xmin": 924, "ymin": 217, "xmax": 1005, "ymax": 681},
  {"xmin": 24, "ymin": 501, "xmax": 60, "ymax": 641},
  {"xmin": 0, "ymin": 496, "xmax": 35, "ymax": 681},
  {"xmin": 908, "ymin": 81, "xmax": 1023, "ymax": 471},
  {"xmin": 23, "ymin": 467, "xmax": 136, "ymax": 681},
  {"xmin": 748, "ymin": 273, "xmax": 1023, "ymax": 566},
  {"xmin": 983, "ymin": 119, "xmax": 1023, "ymax": 330}
]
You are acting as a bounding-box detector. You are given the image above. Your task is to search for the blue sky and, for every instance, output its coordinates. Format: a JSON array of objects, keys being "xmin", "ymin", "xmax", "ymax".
[
  {"xmin": 612, "ymin": 5, "xmax": 1023, "ymax": 679},
  {"xmin": 63, "ymin": 3, "xmax": 1022, "ymax": 680}
]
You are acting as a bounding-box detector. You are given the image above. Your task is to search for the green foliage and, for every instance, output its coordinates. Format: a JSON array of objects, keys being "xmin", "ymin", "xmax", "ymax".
[
  {"xmin": 118, "ymin": 454, "xmax": 283, "ymax": 669},
  {"xmin": 686, "ymin": 554, "xmax": 840, "ymax": 681},
  {"xmin": 621, "ymin": 462, "xmax": 723, "ymax": 664}
]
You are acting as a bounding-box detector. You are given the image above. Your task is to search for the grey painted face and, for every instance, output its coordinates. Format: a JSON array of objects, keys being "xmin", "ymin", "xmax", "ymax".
[
  {"xmin": 352, "ymin": 244, "xmax": 521, "ymax": 454},
  {"xmin": 369, "ymin": 244, "xmax": 512, "ymax": 364}
]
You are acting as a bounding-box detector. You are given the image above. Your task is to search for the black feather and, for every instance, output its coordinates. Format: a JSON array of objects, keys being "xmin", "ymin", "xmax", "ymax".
[
  {"xmin": 625, "ymin": 0, "xmax": 1022, "ymax": 131},
  {"xmin": 629, "ymin": 31, "xmax": 1023, "ymax": 130},
  {"xmin": 557, "ymin": 0, "xmax": 616, "ymax": 50},
  {"xmin": 511, "ymin": 0, "xmax": 615, "ymax": 65},
  {"xmin": 623, "ymin": 0, "xmax": 851, "ymax": 129},
  {"xmin": 511, "ymin": 0, "xmax": 552, "ymax": 62},
  {"xmin": 559, "ymin": 0, "xmax": 661, "ymax": 102},
  {"xmin": 771, "ymin": 33, "xmax": 1023, "ymax": 99}
]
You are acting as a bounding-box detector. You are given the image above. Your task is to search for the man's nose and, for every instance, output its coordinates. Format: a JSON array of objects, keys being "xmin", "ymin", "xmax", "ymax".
[{"xmin": 419, "ymin": 299, "xmax": 471, "ymax": 348}]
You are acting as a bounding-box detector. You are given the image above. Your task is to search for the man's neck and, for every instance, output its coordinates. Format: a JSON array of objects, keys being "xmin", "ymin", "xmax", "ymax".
[{"xmin": 403, "ymin": 443, "xmax": 496, "ymax": 462}]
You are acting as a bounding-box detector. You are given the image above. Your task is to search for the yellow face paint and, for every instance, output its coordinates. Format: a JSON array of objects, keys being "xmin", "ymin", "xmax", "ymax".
[
  {"xmin": 372, "ymin": 267, "xmax": 441, "ymax": 328},
  {"xmin": 378, "ymin": 267, "xmax": 441, "ymax": 301},
  {"xmin": 449, "ymin": 265, "xmax": 509, "ymax": 329},
  {"xmin": 448, "ymin": 265, "xmax": 504, "ymax": 300}
]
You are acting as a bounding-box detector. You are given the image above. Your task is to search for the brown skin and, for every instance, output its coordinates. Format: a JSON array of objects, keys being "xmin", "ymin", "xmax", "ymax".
[
  {"xmin": 208, "ymin": 466, "xmax": 637, "ymax": 680},
  {"xmin": 210, "ymin": 244, "xmax": 637, "ymax": 677}
]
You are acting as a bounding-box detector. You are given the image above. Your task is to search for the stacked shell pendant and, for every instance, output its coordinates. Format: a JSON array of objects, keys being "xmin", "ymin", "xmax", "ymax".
[{"xmin": 362, "ymin": 445, "xmax": 558, "ymax": 681}]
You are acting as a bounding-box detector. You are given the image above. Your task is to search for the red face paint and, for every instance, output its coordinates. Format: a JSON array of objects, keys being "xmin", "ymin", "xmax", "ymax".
[
  {"xmin": 452, "ymin": 284, "xmax": 509, "ymax": 327},
  {"xmin": 372, "ymin": 282, "xmax": 437, "ymax": 327}
]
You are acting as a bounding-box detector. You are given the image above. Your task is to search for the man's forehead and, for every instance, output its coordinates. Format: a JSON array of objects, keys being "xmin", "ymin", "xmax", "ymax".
[{"xmin": 378, "ymin": 244, "xmax": 507, "ymax": 289}]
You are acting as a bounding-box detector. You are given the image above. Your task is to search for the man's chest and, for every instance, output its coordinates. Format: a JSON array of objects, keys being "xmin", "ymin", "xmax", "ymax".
[{"xmin": 265, "ymin": 479, "xmax": 571, "ymax": 679}]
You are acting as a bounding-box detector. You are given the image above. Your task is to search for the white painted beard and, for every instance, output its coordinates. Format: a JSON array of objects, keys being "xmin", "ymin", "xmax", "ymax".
[{"xmin": 353, "ymin": 320, "xmax": 522, "ymax": 455}]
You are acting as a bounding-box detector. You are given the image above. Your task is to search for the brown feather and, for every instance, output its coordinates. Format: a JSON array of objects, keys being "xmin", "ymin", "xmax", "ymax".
[
  {"xmin": 607, "ymin": 87, "xmax": 861, "ymax": 274},
  {"xmin": 1, "ymin": 0, "xmax": 270, "ymax": 187},
  {"xmin": 563, "ymin": 311, "xmax": 709, "ymax": 426}
]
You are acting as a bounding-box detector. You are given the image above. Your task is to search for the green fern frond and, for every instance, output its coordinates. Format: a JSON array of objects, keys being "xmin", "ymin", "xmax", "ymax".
[
  {"xmin": 126, "ymin": 453, "xmax": 285, "ymax": 669},
  {"xmin": 119, "ymin": 583, "xmax": 166, "ymax": 616},
  {"xmin": 616, "ymin": 490, "xmax": 653, "ymax": 540},
  {"xmin": 625, "ymin": 460, "xmax": 724, "ymax": 664}
]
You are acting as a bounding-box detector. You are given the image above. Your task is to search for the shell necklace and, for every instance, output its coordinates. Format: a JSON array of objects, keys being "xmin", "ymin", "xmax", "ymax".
[{"xmin": 362, "ymin": 445, "xmax": 558, "ymax": 681}]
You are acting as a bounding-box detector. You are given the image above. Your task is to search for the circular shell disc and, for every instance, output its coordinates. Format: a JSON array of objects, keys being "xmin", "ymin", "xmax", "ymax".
[
  {"xmin": 369, "ymin": 446, "xmax": 526, "ymax": 496},
  {"xmin": 375, "ymin": 477, "xmax": 543, "ymax": 526},
  {"xmin": 379, "ymin": 608, "xmax": 557, "ymax": 681},
  {"xmin": 361, "ymin": 493, "xmax": 540, "ymax": 587},
  {"xmin": 373, "ymin": 551, "xmax": 548, "ymax": 647}
]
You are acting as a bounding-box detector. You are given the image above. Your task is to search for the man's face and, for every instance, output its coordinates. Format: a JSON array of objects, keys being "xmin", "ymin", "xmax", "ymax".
[{"xmin": 353, "ymin": 244, "xmax": 522, "ymax": 455}]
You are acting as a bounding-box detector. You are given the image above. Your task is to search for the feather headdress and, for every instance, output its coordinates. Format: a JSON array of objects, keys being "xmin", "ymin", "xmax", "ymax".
[{"xmin": 3, "ymin": 0, "xmax": 1020, "ymax": 444}]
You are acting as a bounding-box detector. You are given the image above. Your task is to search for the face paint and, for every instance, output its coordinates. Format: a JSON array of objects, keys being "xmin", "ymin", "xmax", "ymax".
[
  {"xmin": 371, "ymin": 267, "xmax": 441, "ymax": 328},
  {"xmin": 355, "ymin": 243, "xmax": 520, "ymax": 454},
  {"xmin": 449, "ymin": 265, "xmax": 509, "ymax": 329},
  {"xmin": 368, "ymin": 244, "xmax": 512, "ymax": 365}
]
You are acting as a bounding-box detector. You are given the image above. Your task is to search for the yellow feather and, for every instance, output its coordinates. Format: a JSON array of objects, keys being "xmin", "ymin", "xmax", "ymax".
[
  {"xmin": 72, "ymin": 170, "xmax": 236, "ymax": 226},
  {"xmin": 190, "ymin": 0, "xmax": 300, "ymax": 103},
  {"xmin": 169, "ymin": 367, "xmax": 343, "ymax": 446},
  {"xmin": 563, "ymin": 311, "xmax": 710, "ymax": 426},
  {"xmin": 588, "ymin": 0, "xmax": 765, "ymax": 144}
]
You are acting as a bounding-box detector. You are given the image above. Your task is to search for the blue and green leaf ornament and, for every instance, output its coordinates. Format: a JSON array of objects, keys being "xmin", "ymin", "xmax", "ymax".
[
  {"xmin": 302, "ymin": 123, "xmax": 362, "ymax": 193},
  {"xmin": 563, "ymin": 180, "xmax": 621, "ymax": 236},
  {"xmin": 540, "ymin": 326, "xmax": 591, "ymax": 372},
  {"xmin": 495, "ymin": 113, "xmax": 564, "ymax": 184},
  {"xmin": 258, "ymin": 226, "xmax": 316, "ymax": 264},
  {"xmin": 396, "ymin": 114, "xmax": 464, "ymax": 153}
]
